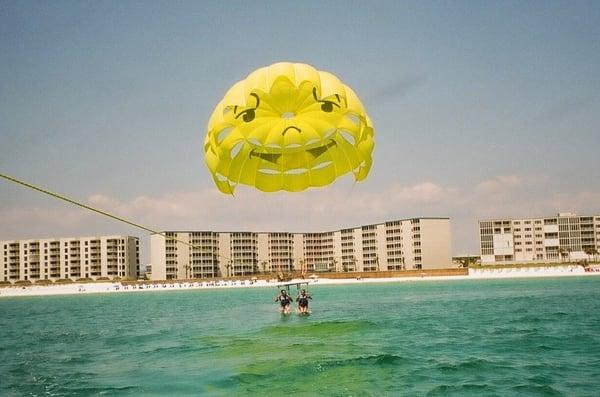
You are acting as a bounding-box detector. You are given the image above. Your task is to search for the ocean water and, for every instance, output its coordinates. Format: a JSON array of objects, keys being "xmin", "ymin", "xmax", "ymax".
[{"xmin": 1, "ymin": 277, "xmax": 600, "ymax": 396}]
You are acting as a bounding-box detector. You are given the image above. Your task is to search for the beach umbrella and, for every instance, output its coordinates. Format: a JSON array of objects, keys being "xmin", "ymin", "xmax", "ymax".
[{"xmin": 204, "ymin": 62, "xmax": 375, "ymax": 194}]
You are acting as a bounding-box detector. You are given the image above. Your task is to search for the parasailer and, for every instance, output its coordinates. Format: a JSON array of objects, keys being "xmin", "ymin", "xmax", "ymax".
[
  {"xmin": 204, "ymin": 62, "xmax": 375, "ymax": 194},
  {"xmin": 275, "ymin": 289, "xmax": 294, "ymax": 315},
  {"xmin": 296, "ymin": 288, "xmax": 312, "ymax": 315}
]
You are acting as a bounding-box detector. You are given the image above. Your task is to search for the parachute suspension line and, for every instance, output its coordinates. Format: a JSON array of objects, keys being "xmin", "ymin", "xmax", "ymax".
[
  {"xmin": 335, "ymin": 137, "xmax": 361, "ymax": 200},
  {"xmin": 0, "ymin": 172, "xmax": 231, "ymax": 261}
]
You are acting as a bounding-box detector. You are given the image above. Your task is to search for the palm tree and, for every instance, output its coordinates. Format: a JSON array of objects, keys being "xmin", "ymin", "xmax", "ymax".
[
  {"xmin": 456, "ymin": 256, "xmax": 478, "ymax": 268},
  {"xmin": 584, "ymin": 247, "xmax": 594, "ymax": 262},
  {"xmin": 260, "ymin": 261, "xmax": 268, "ymax": 274},
  {"xmin": 331, "ymin": 258, "xmax": 338, "ymax": 272},
  {"xmin": 225, "ymin": 261, "xmax": 232, "ymax": 278},
  {"xmin": 351, "ymin": 256, "xmax": 357, "ymax": 272},
  {"xmin": 559, "ymin": 248, "xmax": 571, "ymax": 263},
  {"xmin": 298, "ymin": 259, "xmax": 306, "ymax": 277}
]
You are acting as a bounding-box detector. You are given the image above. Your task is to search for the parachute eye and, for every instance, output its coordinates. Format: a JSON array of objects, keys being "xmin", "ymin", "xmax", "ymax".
[
  {"xmin": 234, "ymin": 93, "xmax": 259, "ymax": 123},
  {"xmin": 313, "ymin": 87, "xmax": 340, "ymax": 113},
  {"xmin": 320, "ymin": 102, "xmax": 334, "ymax": 112},
  {"xmin": 242, "ymin": 109, "xmax": 255, "ymax": 122}
]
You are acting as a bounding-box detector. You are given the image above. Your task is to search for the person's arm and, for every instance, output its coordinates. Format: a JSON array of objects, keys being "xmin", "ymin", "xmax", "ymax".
[{"xmin": 274, "ymin": 295, "xmax": 280, "ymax": 302}]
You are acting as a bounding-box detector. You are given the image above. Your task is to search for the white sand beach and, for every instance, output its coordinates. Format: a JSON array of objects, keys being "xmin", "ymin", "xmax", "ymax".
[{"xmin": 1, "ymin": 265, "xmax": 598, "ymax": 298}]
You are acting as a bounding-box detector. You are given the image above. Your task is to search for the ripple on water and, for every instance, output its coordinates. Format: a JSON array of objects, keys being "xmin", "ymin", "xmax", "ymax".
[
  {"xmin": 511, "ymin": 383, "xmax": 564, "ymax": 396},
  {"xmin": 426, "ymin": 383, "xmax": 493, "ymax": 396}
]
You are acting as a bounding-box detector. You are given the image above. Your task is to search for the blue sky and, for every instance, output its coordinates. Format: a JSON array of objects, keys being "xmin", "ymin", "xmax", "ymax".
[{"xmin": 1, "ymin": 1, "xmax": 599, "ymax": 261}]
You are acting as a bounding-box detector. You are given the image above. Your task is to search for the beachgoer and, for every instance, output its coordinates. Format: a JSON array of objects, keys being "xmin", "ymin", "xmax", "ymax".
[
  {"xmin": 296, "ymin": 289, "xmax": 312, "ymax": 313},
  {"xmin": 275, "ymin": 289, "xmax": 293, "ymax": 314}
]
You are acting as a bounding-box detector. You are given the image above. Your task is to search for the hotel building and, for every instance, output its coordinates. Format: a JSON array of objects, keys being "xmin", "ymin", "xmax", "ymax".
[
  {"xmin": 479, "ymin": 212, "xmax": 600, "ymax": 264},
  {"xmin": 1, "ymin": 236, "xmax": 140, "ymax": 283},
  {"xmin": 150, "ymin": 218, "xmax": 451, "ymax": 280}
]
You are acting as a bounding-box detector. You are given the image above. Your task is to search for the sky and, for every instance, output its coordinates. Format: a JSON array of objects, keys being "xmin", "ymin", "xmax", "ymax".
[{"xmin": 1, "ymin": 1, "xmax": 599, "ymax": 263}]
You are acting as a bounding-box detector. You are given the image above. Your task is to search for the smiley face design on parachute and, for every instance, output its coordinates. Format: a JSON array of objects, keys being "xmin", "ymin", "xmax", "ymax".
[{"xmin": 204, "ymin": 62, "xmax": 375, "ymax": 194}]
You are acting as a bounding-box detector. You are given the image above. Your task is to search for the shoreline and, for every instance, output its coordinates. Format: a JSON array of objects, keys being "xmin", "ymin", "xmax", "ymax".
[{"xmin": 1, "ymin": 265, "xmax": 599, "ymax": 298}]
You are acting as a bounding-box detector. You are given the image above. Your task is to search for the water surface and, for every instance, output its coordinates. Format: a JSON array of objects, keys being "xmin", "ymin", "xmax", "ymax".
[{"xmin": 1, "ymin": 277, "xmax": 599, "ymax": 395}]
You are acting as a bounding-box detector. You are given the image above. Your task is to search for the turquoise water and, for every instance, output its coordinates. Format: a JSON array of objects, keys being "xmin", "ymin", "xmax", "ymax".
[{"xmin": 1, "ymin": 277, "xmax": 600, "ymax": 396}]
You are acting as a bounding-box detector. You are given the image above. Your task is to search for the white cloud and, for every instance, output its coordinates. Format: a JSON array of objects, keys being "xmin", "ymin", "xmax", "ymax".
[
  {"xmin": 390, "ymin": 181, "xmax": 458, "ymax": 203},
  {"xmin": 475, "ymin": 175, "xmax": 523, "ymax": 194}
]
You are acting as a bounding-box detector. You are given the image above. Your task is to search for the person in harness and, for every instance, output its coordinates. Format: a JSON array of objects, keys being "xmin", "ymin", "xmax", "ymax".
[
  {"xmin": 275, "ymin": 289, "xmax": 293, "ymax": 314},
  {"xmin": 296, "ymin": 289, "xmax": 312, "ymax": 314}
]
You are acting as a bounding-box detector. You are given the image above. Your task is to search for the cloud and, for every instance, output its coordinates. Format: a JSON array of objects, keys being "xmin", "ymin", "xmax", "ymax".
[
  {"xmin": 475, "ymin": 175, "xmax": 523, "ymax": 194},
  {"xmin": 391, "ymin": 181, "xmax": 459, "ymax": 203}
]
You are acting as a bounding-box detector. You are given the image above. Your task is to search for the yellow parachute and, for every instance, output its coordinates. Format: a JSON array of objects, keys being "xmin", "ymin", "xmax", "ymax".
[{"xmin": 204, "ymin": 62, "xmax": 375, "ymax": 194}]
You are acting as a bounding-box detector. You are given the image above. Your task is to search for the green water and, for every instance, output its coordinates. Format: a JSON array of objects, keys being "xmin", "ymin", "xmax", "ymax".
[{"xmin": 1, "ymin": 277, "xmax": 600, "ymax": 396}]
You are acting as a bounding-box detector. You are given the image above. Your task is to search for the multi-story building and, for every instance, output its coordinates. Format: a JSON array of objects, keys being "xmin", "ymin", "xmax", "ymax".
[
  {"xmin": 1, "ymin": 236, "xmax": 139, "ymax": 283},
  {"xmin": 479, "ymin": 212, "xmax": 600, "ymax": 264},
  {"xmin": 150, "ymin": 218, "xmax": 451, "ymax": 280}
]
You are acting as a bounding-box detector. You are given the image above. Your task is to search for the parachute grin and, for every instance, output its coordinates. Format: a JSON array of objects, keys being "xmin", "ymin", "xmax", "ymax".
[{"xmin": 249, "ymin": 139, "xmax": 338, "ymax": 168}]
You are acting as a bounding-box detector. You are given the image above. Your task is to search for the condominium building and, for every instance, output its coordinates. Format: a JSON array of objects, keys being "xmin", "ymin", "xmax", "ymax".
[
  {"xmin": 479, "ymin": 212, "xmax": 600, "ymax": 264},
  {"xmin": 1, "ymin": 236, "xmax": 140, "ymax": 283},
  {"xmin": 150, "ymin": 218, "xmax": 451, "ymax": 280}
]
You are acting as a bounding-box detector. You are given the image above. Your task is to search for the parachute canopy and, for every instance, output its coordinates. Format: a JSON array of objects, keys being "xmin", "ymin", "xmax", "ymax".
[{"xmin": 204, "ymin": 62, "xmax": 375, "ymax": 194}]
